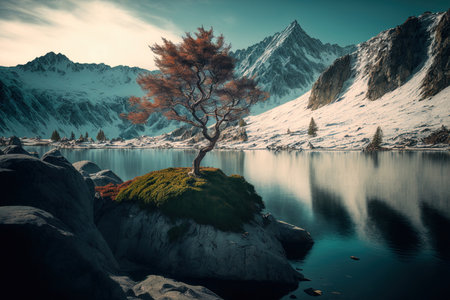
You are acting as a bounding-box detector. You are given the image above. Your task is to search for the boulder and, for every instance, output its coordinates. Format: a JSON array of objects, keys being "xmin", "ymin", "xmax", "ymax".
[
  {"xmin": 91, "ymin": 169, "xmax": 123, "ymax": 186},
  {"xmin": 73, "ymin": 160, "xmax": 123, "ymax": 187},
  {"xmin": 0, "ymin": 206, "xmax": 126, "ymax": 300},
  {"xmin": 0, "ymin": 154, "xmax": 117, "ymax": 270},
  {"xmin": 96, "ymin": 203, "xmax": 309, "ymax": 295},
  {"xmin": 264, "ymin": 214, "xmax": 313, "ymax": 259},
  {"xmin": 132, "ymin": 275, "xmax": 221, "ymax": 300},
  {"xmin": 0, "ymin": 148, "xmax": 3, "ymax": 155},
  {"xmin": 2, "ymin": 145, "xmax": 30, "ymax": 155},
  {"xmin": 8, "ymin": 135, "xmax": 22, "ymax": 146},
  {"xmin": 41, "ymin": 148, "xmax": 71, "ymax": 167},
  {"xmin": 73, "ymin": 160, "xmax": 102, "ymax": 176}
]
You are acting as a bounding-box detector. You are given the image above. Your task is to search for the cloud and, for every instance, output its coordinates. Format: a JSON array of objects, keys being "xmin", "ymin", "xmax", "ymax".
[{"xmin": 0, "ymin": 0, "xmax": 181, "ymax": 69}]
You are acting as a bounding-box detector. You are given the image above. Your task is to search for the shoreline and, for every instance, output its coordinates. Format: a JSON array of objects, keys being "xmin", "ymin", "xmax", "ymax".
[{"xmin": 20, "ymin": 140, "xmax": 450, "ymax": 152}]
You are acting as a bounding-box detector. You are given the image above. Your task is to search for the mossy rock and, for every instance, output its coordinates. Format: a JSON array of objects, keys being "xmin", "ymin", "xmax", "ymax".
[{"xmin": 116, "ymin": 167, "xmax": 264, "ymax": 232}]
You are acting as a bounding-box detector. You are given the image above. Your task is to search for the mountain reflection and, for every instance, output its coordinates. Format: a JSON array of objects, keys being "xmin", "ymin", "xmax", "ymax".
[
  {"xmin": 420, "ymin": 202, "xmax": 450, "ymax": 261},
  {"xmin": 309, "ymin": 161, "xmax": 354, "ymax": 236},
  {"xmin": 367, "ymin": 198, "xmax": 421, "ymax": 258}
]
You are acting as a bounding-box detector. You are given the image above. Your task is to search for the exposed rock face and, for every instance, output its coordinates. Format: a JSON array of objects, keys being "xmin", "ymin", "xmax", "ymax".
[
  {"xmin": 421, "ymin": 10, "xmax": 450, "ymax": 98},
  {"xmin": 96, "ymin": 202, "xmax": 312, "ymax": 293},
  {"xmin": 307, "ymin": 54, "xmax": 352, "ymax": 110},
  {"xmin": 366, "ymin": 16, "xmax": 428, "ymax": 100},
  {"xmin": 2, "ymin": 145, "xmax": 30, "ymax": 155},
  {"xmin": 305, "ymin": 12, "xmax": 446, "ymax": 114},
  {"xmin": 0, "ymin": 206, "xmax": 126, "ymax": 300}
]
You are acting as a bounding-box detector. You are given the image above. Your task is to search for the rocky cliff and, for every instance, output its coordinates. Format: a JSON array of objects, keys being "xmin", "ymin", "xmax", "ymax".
[{"xmin": 307, "ymin": 11, "xmax": 448, "ymax": 110}]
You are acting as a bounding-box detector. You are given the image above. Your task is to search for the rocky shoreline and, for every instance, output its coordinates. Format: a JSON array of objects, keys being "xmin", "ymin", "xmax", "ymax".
[{"xmin": 0, "ymin": 144, "xmax": 313, "ymax": 299}]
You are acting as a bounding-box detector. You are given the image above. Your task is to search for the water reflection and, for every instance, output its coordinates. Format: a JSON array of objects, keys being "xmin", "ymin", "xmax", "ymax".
[
  {"xmin": 309, "ymin": 157, "xmax": 354, "ymax": 237},
  {"xmin": 366, "ymin": 198, "xmax": 421, "ymax": 259},
  {"xmin": 420, "ymin": 202, "xmax": 450, "ymax": 261},
  {"xmin": 25, "ymin": 147, "xmax": 450, "ymax": 263}
]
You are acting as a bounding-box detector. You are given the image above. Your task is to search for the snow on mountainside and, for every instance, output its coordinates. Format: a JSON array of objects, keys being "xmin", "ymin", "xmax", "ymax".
[
  {"xmin": 0, "ymin": 52, "xmax": 178, "ymax": 138},
  {"xmin": 231, "ymin": 20, "xmax": 355, "ymax": 114},
  {"xmin": 211, "ymin": 12, "xmax": 450, "ymax": 150}
]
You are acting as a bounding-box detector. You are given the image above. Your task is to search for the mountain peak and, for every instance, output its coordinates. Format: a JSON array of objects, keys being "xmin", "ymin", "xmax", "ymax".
[
  {"xmin": 36, "ymin": 52, "xmax": 71, "ymax": 64},
  {"xmin": 285, "ymin": 19, "xmax": 305, "ymax": 34}
]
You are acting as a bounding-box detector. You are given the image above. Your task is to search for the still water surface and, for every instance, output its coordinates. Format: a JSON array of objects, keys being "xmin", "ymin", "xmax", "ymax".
[{"xmin": 27, "ymin": 147, "xmax": 450, "ymax": 299}]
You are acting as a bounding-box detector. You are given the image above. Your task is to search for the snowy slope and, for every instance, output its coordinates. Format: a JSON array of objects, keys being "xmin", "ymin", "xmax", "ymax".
[
  {"xmin": 209, "ymin": 12, "xmax": 450, "ymax": 150},
  {"xmin": 231, "ymin": 20, "xmax": 354, "ymax": 114},
  {"xmin": 0, "ymin": 52, "xmax": 178, "ymax": 138}
]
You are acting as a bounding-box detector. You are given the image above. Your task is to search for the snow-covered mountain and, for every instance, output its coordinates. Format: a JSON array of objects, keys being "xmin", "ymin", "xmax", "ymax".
[
  {"xmin": 216, "ymin": 11, "xmax": 449, "ymax": 150},
  {"xmin": 0, "ymin": 52, "xmax": 177, "ymax": 139},
  {"xmin": 231, "ymin": 20, "xmax": 355, "ymax": 113}
]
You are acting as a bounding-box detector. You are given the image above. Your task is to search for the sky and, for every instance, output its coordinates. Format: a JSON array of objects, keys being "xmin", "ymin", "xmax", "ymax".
[{"xmin": 0, "ymin": 0, "xmax": 448, "ymax": 70}]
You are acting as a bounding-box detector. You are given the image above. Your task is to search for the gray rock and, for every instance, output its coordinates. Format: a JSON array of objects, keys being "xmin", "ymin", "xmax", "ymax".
[
  {"xmin": 421, "ymin": 10, "xmax": 450, "ymax": 98},
  {"xmin": 73, "ymin": 160, "xmax": 123, "ymax": 186},
  {"xmin": 0, "ymin": 154, "xmax": 117, "ymax": 270},
  {"xmin": 91, "ymin": 169, "xmax": 123, "ymax": 186},
  {"xmin": 41, "ymin": 148, "xmax": 71, "ymax": 168},
  {"xmin": 2, "ymin": 145, "xmax": 30, "ymax": 155},
  {"xmin": 0, "ymin": 148, "xmax": 3, "ymax": 155},
  {"xmin": 0, "ymin": 206, "xmax": 126, "ymax": 300},
  {"xmin": 132, "ymin": 275, "xmax": 222, "ymax": 300},
  {"xmin": 8, "ymin": 135, "xmax": 22, "ymax": 146},
  {"xmin": 264, "ymin": 214, "xmax": 313, "ymax": 259},
  {"xmin": 308, "ymin": 54, "xmax": 353, "ymax": 110},
  {"xmin": 73, "ymin": 160, "xmax": 102, "ymax": 176},
  {"xmin": 97, "ymin": 204, "xmax": 307, "ymax": 290},
  {"xmin": 366, "ymin": 16, "xmax": 427, "ymax": 100}
]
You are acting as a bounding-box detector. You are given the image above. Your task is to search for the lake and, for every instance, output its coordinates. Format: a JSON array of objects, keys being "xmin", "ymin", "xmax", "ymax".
[{"xmin": 26, "ymin": 147, "xmax": 450, "ymax": 299}]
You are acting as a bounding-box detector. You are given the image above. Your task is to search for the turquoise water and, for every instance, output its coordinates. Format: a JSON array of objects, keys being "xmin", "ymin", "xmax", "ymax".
[{"xmin": 26, "ymin": 147, "xmax": 450, "ymax": 299}]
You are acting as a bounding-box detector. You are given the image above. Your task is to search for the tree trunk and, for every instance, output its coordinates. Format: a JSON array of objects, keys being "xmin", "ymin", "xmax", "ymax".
[{"xmin": 189, "ymin": 136, "xmax": 219, "ymax": 177}]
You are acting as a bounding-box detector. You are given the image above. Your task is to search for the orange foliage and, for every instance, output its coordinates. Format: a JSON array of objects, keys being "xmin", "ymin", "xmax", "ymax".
[
  {"xmin": 95, "ymin": 180, "xmax": 134, "ymax": 201},
  {"xmin": 124, "ymin": 27, "xmax": 268, "ymax": 130}
]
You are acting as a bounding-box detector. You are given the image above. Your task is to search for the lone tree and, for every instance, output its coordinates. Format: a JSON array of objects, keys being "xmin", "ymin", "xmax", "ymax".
[
  {"xmin": 50, "ymin": 130, "xmax": 61, "ymax": 142},
  {"xmin": 308, "ymin": 117, "xmax": 318, "ymax": 137},
  {"xmin": 97, "ymin": 129, "xmax": 106, "ymax": 142},
  {"xmin": 366, "ymin": 126, "xmax": 383, "ymax": 151},
  {"xmin": 70, "ymin": 131, "xmax": 75, "ymax": 140},
  {"xmin": 124, "ymin": 27, "xmax": 268, "ymax": 176},
  {"xmin": 85, "ymin": 132, "xmax": 89, "ymax": 139}
]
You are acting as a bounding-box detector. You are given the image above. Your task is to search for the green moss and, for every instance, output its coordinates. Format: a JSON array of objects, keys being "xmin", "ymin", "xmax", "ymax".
[
  {"xmin": 167, "ymin": 222, "xmax": 190, "ymax": 242},
  {"xmin": 116, "ymin": 167, "xmax": 264, "ymax": 232}
]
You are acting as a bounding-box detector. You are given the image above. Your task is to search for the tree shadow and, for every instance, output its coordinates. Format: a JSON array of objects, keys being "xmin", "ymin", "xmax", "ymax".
[
  {"xmin": 367, "ymin": 198, "xmax": 421, "ymax": 259},
  {"xmin": 420, "ymin": 201, "xmax": 450, "ymax": 261}
]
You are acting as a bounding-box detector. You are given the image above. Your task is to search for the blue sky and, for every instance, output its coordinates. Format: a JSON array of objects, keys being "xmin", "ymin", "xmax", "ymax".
[{"xmin": 0, "ymin": 0, "xmax": 448, "ymax": 69}]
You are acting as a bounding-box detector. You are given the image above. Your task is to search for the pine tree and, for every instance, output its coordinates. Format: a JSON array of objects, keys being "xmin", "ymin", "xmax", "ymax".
[
  {"xmin": 70, "ymin": 131, "xmax": 75, "ymax": 140},
  {"xmin": 369, "ymin": 126, "xmax": 383, "ymax": 150},
  {"xmin": 50, "ymin": 130, "xmax": 61, "ymax": 142},
  {"xmin": 308, "ymin": 117, "xmax": 318, "ymax": 137},
  {"xmin": 79, "ymin": 134, "xmax": 85, "ymax": 141},
  {"xmin": 85, "ymin": 132, "xmax": 89, "ymax": 139},
  {"xmin": 97, "ymin": 129, "xmax": 106, "ymax": 142}
]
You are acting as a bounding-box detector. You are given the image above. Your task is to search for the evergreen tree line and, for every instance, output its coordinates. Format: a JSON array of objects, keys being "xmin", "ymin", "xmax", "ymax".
[{"xmin": 50, "ymin": 129, "xmax": 107, "ymax": 142}]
